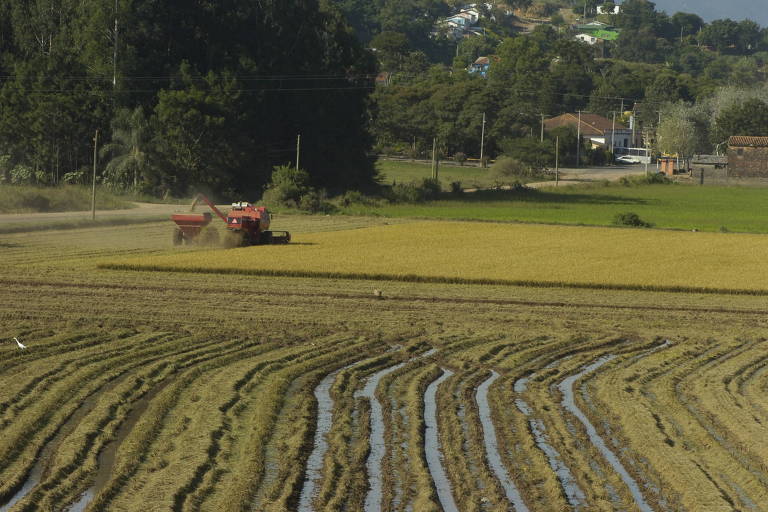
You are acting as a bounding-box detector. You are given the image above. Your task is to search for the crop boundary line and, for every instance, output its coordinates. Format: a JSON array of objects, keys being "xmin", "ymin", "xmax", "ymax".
[{"xmin": 98, "ymin": 264, "xmax": 768, "ymax": 297}]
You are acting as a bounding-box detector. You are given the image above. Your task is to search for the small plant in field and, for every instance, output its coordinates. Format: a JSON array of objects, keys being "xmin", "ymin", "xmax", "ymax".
[
  {"xmin": 619, "ymin": 173, "xmax": 670, "ymax": 186},
  {"xmin": 450, "ymin": 181, "xmax": 463, "ymax": 196},
  {"xmin": 386, "ymin": 178, "xmax": 442, "ymax": 203},
  {"xmin": 613, "ymin": 212, "xmax": 653, "ymax": 228},
  {"xmin": 454, "ymin": 152, "xmax": 467, "ymax": 166}
]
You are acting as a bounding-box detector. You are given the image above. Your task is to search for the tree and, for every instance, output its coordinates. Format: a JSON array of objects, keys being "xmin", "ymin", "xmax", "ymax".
[
  {"xmin": 613, "ymin": 27, "xmax": 671, "ymax": 63},
  {"xmin": 657, "ymin": 115, "xmax": 697, "ymax": 158},
  {"xmin": 670, "ymin": 12, "xmax": 704, "ymax": 41},
  {"xmin": 370, "ymin": 31, "xmax": 411, "ymax": 71},
  {"xmin": 714, "ymin": 98, "xmax": 768, "ymax": 143},
  {"xmin": 100, "ymin": 107, "xmax": 152, "ymax": 191},
  {"xmin": 698, "ymin": 19, "xmax": 740, "ymax": 52}
]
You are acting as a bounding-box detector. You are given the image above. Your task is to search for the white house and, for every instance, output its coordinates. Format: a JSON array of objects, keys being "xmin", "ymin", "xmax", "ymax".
[
  {"xmin": 597, "ymin": 5, "xmax": 621, "ymax": 15},
  {"xmin": 575, "ymin": 33, "xmax": 599, "ymax": 45}
]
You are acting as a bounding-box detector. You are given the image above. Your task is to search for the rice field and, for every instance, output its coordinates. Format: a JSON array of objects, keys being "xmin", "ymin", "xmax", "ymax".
[
  {"xmin": 2, "ymin": 217, "xmax": 768, "ymax": 511},
  {"xmin": 103, "ymin": 221, "xmax": 768, "ymax": 294}
]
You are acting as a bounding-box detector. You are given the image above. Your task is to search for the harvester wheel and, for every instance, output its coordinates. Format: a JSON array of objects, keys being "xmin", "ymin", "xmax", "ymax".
[
  {"xmin": 241, "ymin": 231, "xmax": 253, "ymax": 247},
  {"xmin": 261, "ymin": 231, "xmax": 273, "ymax": 245},
  {"xmin": 173, "ymin": 228, "xmax": 183, "ymax": 246}
]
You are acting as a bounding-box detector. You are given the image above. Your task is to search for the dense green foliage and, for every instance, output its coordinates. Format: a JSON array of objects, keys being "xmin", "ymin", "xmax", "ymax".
[
  {"xmin": 3, "ymin": 0, "xmax": 768, "ymax": 200},
  {"xmin": 0, "ymin": 0, "xmax": 377, "ymax": 198},
  {"xmin": 362, "ymin": 0, "xmax": 768, "ymax": 161}
]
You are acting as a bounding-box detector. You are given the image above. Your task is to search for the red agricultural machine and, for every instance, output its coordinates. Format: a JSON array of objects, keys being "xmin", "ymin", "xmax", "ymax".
[{"xmin": 171, "ymin": 194, "xmax": 290, "ymax": 246}]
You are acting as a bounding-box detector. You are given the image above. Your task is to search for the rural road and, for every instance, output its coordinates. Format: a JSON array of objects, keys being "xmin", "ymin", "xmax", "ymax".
[
  {"xmin": 0, "ymin": 202, "xmax": 187, "ymax": 228},
  {"xmin": 526, "ymin": 164, "xmax": 651, "ymax": 188}
]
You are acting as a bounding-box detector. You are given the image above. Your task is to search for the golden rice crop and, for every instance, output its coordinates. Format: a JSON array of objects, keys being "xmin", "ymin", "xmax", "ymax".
[{"xmin": 100, "ymin": 221, "xmax": 768, "ymax": 294}]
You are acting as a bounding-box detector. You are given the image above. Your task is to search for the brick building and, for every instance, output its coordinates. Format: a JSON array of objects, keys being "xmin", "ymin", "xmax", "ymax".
[{"xmin": 728, "ymin": 136, "xmax": 768, "ymax": 177}]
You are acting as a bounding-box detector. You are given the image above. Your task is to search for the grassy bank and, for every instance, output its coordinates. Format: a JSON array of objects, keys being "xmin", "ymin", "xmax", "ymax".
[
  {"xmin": 341, "ymin": 183, "xmax": 768, "ymax": 234},
  {"xmin": 0, "ymin": 185, "xmax": 131, "ymax": 213},
  {"xmin": 377, "ymin": 160, "xmax": 498, "ymax": 189}
]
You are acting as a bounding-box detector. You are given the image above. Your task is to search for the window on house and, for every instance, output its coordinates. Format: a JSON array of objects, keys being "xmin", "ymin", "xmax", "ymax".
[{"xmin": 737, "ymin": 148, "xmax": 744, "ymax": 156}]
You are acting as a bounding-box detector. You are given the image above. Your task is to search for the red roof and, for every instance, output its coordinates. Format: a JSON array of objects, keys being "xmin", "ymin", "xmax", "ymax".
[
  {"xmin": 729, "ymin": 136, "xmax": 768, "ymax": 147},
  {"xmin": 543, "ymin": 113, "xmax": 627, "ymax": 136}
]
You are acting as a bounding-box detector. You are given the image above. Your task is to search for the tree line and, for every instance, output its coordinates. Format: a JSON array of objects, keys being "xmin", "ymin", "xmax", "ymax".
[
  {"xmin": 0, "ymin": 0, "xmax": 377, "ymax": 197},
  {"xmin": 364, "ymin": 0, "xmax": 768, "ymax": 167},
  {"xmin": 1, "ymin": 0, "xmax": 767, "ymax": 196}
]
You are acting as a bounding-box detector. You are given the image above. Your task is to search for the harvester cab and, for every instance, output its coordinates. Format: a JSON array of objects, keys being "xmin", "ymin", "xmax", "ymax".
[{"xmin": 171, "ymin": 194, "xmax": 290, "ymax": 246}]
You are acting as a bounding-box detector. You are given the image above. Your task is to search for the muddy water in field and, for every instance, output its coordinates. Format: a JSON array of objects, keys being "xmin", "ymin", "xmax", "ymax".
[
  {"xmin": 476, "ymin": 371, "xmax": 529, "ymax": 512},
  {"xmin": 358, "ymin": 349, "xmax": 436, "ymax": 512},
  {"xmin": 514, "ymin": 365, "xmax": 586, "ymax": 509},
  {"xmin": 424, "ymin": 369, "xmax": 458, "ymax": 512},
  {"xmin": 66, "ymin": 381, "xmax": 168, "ymax": 512},
  {"xmin": 357, "ymin": 361, "xmax": 406, "ymax": 512},
  {"xmin": 0, "ymin": 373, "xmax": 132, "ymax": 512},
  {"xmin": 297, "ymin": 367, "xmax": 346, "ymax": 512},
  {"xmin": 558, "ymin": 355, "xmax": 653, "ymax": 512}
]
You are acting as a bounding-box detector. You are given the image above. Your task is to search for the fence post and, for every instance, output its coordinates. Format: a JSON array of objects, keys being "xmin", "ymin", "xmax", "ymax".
[{"xmin": 700, "ymin": 168, "xmax": 704, "ymax": 185}]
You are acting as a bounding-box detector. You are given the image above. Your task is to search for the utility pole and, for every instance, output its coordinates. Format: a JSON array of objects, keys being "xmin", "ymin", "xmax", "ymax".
[
  {"xmin": 576, "ymin": 110, "xmax": 582, "ymax": 167},
  {"xmin": 91, "ymin": 130, "xmax": 99, "ymax": 221},
  {"xmin": 480, "ymin": 112, "xmax": 486, "ymax": 167},
  {"xmin": 540, "ymin": 113, "xmax": 545, "ymax": 143},
  {"xmin": 631, "ymin": 105, "xmax": 636, "ymax": 148},
  {"xmin": 611, "ymin": 111, "xmax": 616, "ymax": 155},
  {"xmin": 555, "ymin": 136, "xmax": 560, "ymax": 186},
  {"xmin": 113, "ymin": 0, "xmax": 118, "ymax": 87},
  {"xmin": 296, "ymin": 134, "xmax": 301, "ymax": 170},
  {"xmin": 431, "ymin": 138, "xmax": 437, "ymax": 179}
]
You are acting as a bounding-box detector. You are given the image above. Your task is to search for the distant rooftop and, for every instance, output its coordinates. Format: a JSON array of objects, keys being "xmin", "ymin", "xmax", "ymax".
[{"xmin": 729, "ymin": 136, "xmax": 768, "ymax": 147}]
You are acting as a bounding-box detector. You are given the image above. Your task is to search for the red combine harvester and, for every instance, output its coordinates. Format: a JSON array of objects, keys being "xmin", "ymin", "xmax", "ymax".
[{"xmin": 171, "ymin": 194, "xmax": 290, "ymax": 246}]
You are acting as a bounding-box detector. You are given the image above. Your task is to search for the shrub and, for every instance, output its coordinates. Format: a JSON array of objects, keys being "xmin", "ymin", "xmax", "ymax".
[
  {"xmin": 62, "ymin": 170, "xmax": 87, "ymax": 185},
  {"xmin": 262, "ymin": 165, "xmax": 313, "ymax": 208},
  {"xmin": 338, "ymin": 190, "xmax": 378, "ymax": 208},
  {"xmin": 450, "ymin": 181, "xmax": 463, "ymax": 196},
  {"xmin": 387, "ymin": 178, "xmax": 442, "ymax": 203},
  {"xmin": 418, "ymin": 178, "xmax": 441, "ymax": 200},
  {"xmin": 298, "ymin": 189, "xmax": 336, "ymax": 214},
  {"xmin": 388, "ymin": 182, "xmax": 421, "ymax": 203},
  {"xmin": 490, "ymin": 157, "xmax": 540, "ymax": 185},
  {"xmin": 10, "ymin": 164, "xmax": 34, "ymax": 185},
  {"xmin": 613, "ymin": 212, "xmax": 653, "ymax": 228},
  {"xmin": 454, "ymin": 152, "xmax": 467, "ymax": 166},
  {"xmin": 0, "ymin": 155, "xmax": 10, "ymax": 184},
  {"xmin": 619, "ymin": 173, "xmax": 671, "ymax": 186}
]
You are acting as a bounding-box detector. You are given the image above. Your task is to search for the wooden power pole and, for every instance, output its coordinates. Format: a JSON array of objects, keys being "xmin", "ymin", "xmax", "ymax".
[{"xmin": 91, "ymin": 130, "xmax": 99, "ymax": 220}]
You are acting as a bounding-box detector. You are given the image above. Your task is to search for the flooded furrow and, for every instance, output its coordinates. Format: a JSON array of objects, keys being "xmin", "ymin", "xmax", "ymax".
[
  {"xmin": 298, "ymin": 364, "xmax": 352, "ymax": 512},
  {"xmin": 356, "ymin": 361, "xmax": 407, "ymax": 512},
  {"xmin": 66, "ymin": 379, "xmax": 170, "ymax": 512},
  {"xmin": 476, "ymin": 371, "xmax": 529, "ymax": 512},
  {"xmin": 558, "ymin": 355, "xmax": 654, "ymax": 512},
  {"xmin": 424, "ymin": 369, "xmax": 458, "ymax": 512},
  {"xmin": 513, "ymin": 365, "xmax": 586, "ymax": 509},
  {"xmin": 357, "ymin": 349, "xmax": 436, "ymax": 512},
  {"xmin": 0, "ymin": 369, "xmax": 138, "ymax": 512}
]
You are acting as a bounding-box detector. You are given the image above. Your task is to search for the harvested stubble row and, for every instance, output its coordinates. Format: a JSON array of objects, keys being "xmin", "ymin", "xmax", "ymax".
[
  {"xmin": 6, "ymin": 219, "xmax": 768, "ymax": 512},
  {"xmin": 102, "ymin": 221, "xmax": 768, "ymax": 294}
]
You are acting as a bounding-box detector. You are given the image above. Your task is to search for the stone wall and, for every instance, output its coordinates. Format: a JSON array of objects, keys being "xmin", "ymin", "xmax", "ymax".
[{"xmin": 728, "ymin": 146, "xmax": 768, "ymax": 177}]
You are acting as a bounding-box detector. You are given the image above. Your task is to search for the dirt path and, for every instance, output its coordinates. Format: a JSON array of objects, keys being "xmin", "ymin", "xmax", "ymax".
[
  {"xmin": 527, "ymin": 164, "xmax": 649, "ymax": 189},
  {"xmin": 0, "ymin": 202, "xmax": 187, "ymax": 225}
]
